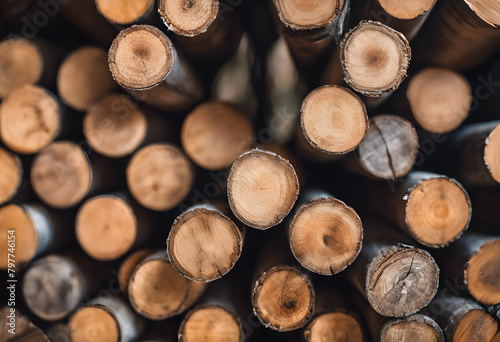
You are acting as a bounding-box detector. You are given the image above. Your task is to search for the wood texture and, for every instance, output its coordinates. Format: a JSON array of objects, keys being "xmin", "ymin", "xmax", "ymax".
[
  {"xmin": 380, "ymin": 314, "xmax": 444, "ymax": 342},
  {"xmin": 0, "ymin": 147, "xmax": 22, "ymax": 205},
  {"xmin": 158, "ymin": 0, "xmax": 218, "ymax": 36},
  {"xmin": 118, "ymin": 248, "xmax": 154, "ymax": 294},
  {"xmin": 95, "ymin": 0, "xmax": 155, "ymax": 26}
]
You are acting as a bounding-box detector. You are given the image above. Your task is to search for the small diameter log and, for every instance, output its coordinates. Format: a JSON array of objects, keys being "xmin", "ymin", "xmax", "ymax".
[
  {"xmin": 406, "ymin": 68, "xmax": 472, "ymax": 133},
  {"xmin": 448, "ymin": 121, "xmax": 500, "ymax": 186},
  {"xmin": 300, "ymin": 85, "xmax": 369, "ymax": 155},
  {"xmin": 425, "ymin": 294, "xmax": 499, "ymax": 342},
  {"xmin": 289, "ymin": 189, "xmax": 363, "ymax": 275},
  {"xmin": 0, "ymin": 307, "xmax": 49, "ymax": 342},
  {"xmin": 118, "ymin": 249, "xmax": 154, "ymax": 294},
  {"xmin": 356, "ymin": 115, "xmax": 418, "ymax": 180},
  {"xmin": 95, "ymin": 0, "xmax": 155, "ymax": 27},
  {"xmin": 69, "ymin": 295, "xmax": 144, "ymax": 342},
  {"xmin": 0, "ymin": 147, "xmax": 22, "ymax": 205},
  {"xmin": 0, "ymin": 85, "xmax": 62, "ymax": 154},
  {"xmin": 362, "ymin": 0, "xmax": 436, "ymax": 40},
  {"xmin": 435, "ymin": 232, "xmax": 500, "ymax": 305},
  {"xmin": 338, "ymin": 20, "xmax": 411, "ymax": 97},
  {"xmin": 127, "ymin": 250, "xmax": 207, "ymax": 320},
  {"xmin": 158, "ymin": 0, "xmax": 218, "ymax": 37},
  {"xmin": 252, "ymin": 265, "xmax": 314, "ymax": 331},
  {"xmin": 167, "ymin": 203, "xmax": 243, "ymax": 282},
  {"xmin": 380, "ymin": 314, "xmax": 444, "ymax": 342},
  {"xmin": 58, "ymin": 46, "xmax": 118, "ymax": 112},
  {"xmin": 181, "ymin": 102, "xmax": 255, "ymax": 170},
  {"xmin": 227, "ymin": 149, "xmax": 299, "ymax": 229},
  {"xmin": 108, "ymin": 25, "xmax": 203, "ymax": 112},
  {"xmin": 126, "ymin": 143, "xmax": 193, "ymax": 211}
]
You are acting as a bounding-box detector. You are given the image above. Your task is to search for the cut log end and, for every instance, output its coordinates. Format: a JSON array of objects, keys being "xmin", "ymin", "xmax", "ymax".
[
  {"xmin": 84, "ymin": 93, "xmax": 147, "ymax": 158},
  {"xmin": 272, "ymin": 0, "xmax": 344, "ymax": 29},
  {"xmin": 381, "ymin": 315, "xmax": 444, "ymax": 342},
  {"xmin": 0, "ymin": 204, "xmax": 37, "ymax": 268},
  {"xmin": 227, "ymin": 150, "xmax": 299, "ymax": 230},
  {"xmin": 181, "ymin": 102, "xmax": 255, "ymax": 170},
  {"xmin": 0, "ymin": 148, "xmax": 22, "ymax": 205},
  {"xmin": 76, "ymin": 196, "xmax": 137, "ymax": 261},
  {"xmin": 31, "ymin": 141, "xmax": 91, "ymax": 209},
  {"xmin": 179, "ymin": 305, "xmax": 243, "ymax": 342},
  {"xmin": 252, "ymin": 266, "xmax": 314, "ymax": 331},
  {"xmin": 485, "ymin": 124, "xmax": 500, "ymax": 183},
  {"xmin": 303, "ymin": 312, "xmax": 364, "ymax": 342},
  {"xmin": 300, "ymin": 85, "xmax": 368, "ymax": 155},
  {"xmin": 69, "ymin": 307, "xmax": 119, "ymax": 342},
  {"xmin": 358, "ymin": 115, "xmax": 418, "ymax": 180},
  {"xmin": 168, "ymin": 207, "xmax": 243, "ymax": 283},
  {"xmin": 96, "ymin": 0, "xmax": 155, "ymax": 25},
  {"xmin": 158, "ymin": 0, "xmax": 219, "ymax": 36},
  {"xmin": 289, "ymin": 198, "xmax": 363, "ymax": 275},
  {"xmin": 378, "ymin": 0, "xmax": 436, "ymax": 20},
  {"xmin": 108, "ymin": 25, "xmax": 174, "ymax": 90},
  {"xmin": 118, "ymin": 249, "xmax": 153, "ymax": 293},
  {"xmin": 463, "ymin": 0, "xmax": 500, "ymax": 27},
  {"xmin": 453, "ymin": 309, "xmax": 499, "ymax": 342},
  {"xmin": 466, "ymin": 238, "xmax": 500, "ymax": 305},
  {"xmin": 405, "ymin": 177, "xmax": 471, "ymax": 247},
  {"xmin": 0, "ymin": 84, "xmax": 60, "ymax": 154},
  {"xmin": 0, "ymin": 38, "xmax": 43, "ymax": 99},
  {"xmin": 127, "ymin": 144, "xmax": 193, "ymax": 211},
  {"xmin": 340, "ymin": 21, "xmax": 411, "ymax": 97},
  {"xmin": 407, "ymin": 68, "xmax": 471, "ymax": 133},
  {"xmin": 367, "ymin": 247, "xmax": 439, "ymax": 317}
]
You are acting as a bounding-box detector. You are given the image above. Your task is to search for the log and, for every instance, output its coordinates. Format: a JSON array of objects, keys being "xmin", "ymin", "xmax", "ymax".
[
  {"xmin": 157, "ymin": 0, "xmax": 218, "ymax": 37},
  {"xmin": 69, "ymin": 295, "xmax": 144, "ymax": 342},
  {"xmin": 289, "ymin": 189, "xmax": 363, "ymax": 275},
  {"xmin": 118, "ymin": 248, "xmax": 154, "ymax": 294},
  {"xmin": 434, "ymin": 232, "xmax": 500, "ymax": 305},
  {"xmin": 227, "ymin": 149, "xmax": 299, "ymax": 229},
  {"xmin": 95, "ymin": 0, "xmax": 156, "ymax": 27},
  {"xmin": 406, "ymin": 67, "xmax": 472, "ymax": 133},
  {"xmin": 127, "ymin": 250, "xmax": 206, "ymax": 320},
  {"xmin": 0, "ymin": 147, "xmax": 22, "ymax": 205},
  {"xmin": 126, "ymin": 143, "xmax": 193, "ymax": 211},
  {"xmin": 355, "ymin": 114, "xmax": 418, "ymax": 180},
  {"xmin": 300, "ymin": 85, "xmax": 368, "ymax": 155},
  {"xmin": 380, "ymin": 315, "xmax": 444, "ymax": 342},
  {"xmin": 57, "ymin": 46, "xmax": 118, "ymax": 112},
  {"xmin": 108, "ymin": 24, "xmax": 204, "ymax": 112},
  {"xmin": 181, "ymin": 102, "xmax": 255, "ymax": 170},
  {"xmin": 167, "ymin": 203, "xmax": 243, "ymax": 282}
]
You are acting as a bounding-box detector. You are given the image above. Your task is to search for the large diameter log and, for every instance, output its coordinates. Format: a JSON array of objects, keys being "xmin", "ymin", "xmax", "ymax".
[
  {"xmin": 95, "ymin": 0, "xmax": 155, "ymax": 27},
  {"xmin": 128, "ymin": 250, "xmax": 206, "ymax": 320},
  {"xmin": 0, "ymin": 147, "xmax": 22, "ymax": 205},
  {"xmin": 227, "ymin": 149, "xmax": 299, "ymax": 229},
  {"xmin": 289, "ymin": 189, "xmax": 363, "ymax": 275}
]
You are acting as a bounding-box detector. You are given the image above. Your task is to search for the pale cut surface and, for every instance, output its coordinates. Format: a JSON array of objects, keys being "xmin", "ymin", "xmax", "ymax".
[
  {"xmin": 128, "ymin": 259, "xmax": 206, "ymax": 320},
  {"xmin": 84, "ymin": 93, "xmax": 147, "ymax": 158},
  {"xmin": 453, "ymin": 310, "xmax": 498, "ymax": 342},
  {"xmin": 0, "ymin": 38, "xmax": 43, "ymax": 98},
  {"xmin": 227, "ymin": 150, "xmax": 299, "ymax": 229},
  {"xmin": 358, "ymin": 115, "xmax": 418, "ymax": 179},
  {"xmin": 158, "ymin": 0, "xmax": 219, "ymax": 36},
  {"xmin": 76, "ymin": 196, "xmax": 137, "ymax": 261},
  {"xmin": 485, "ymin": 124, "xmax": 500, "ymax": 183},
  {"xmin": 109, "ymin": 25, "xmax": 173, "ymax": 90},
  {"xmin": 463, "ymin": 0, "xmax": 500, "ymax": 26},
  {"xmin": 96, "ymin": 0, "xmax": 154, "ymax": 25},
  {"xmin": 407, "ymin": 68, "xmax": 471, "ymax": 133},
  {"xmin": 367, "ymin": 248, "xmax": 439, "ymax": 317},
  {"xmin": 290, "ymin": 198, "xmax": 362, "ymax": 275},
  {"xmin": 0, "ymin": 148, "xmax": 21, "ymax": 204},
  {"xmin": 0, "ymin": 85, "xmax": 60, "ymax": 154},
  {"xmin": 182, "ymin": 102, "xmax": 255, "ymax": 170},
  {"xmin": 0, "ymin": 204, "xmax": 37, "ymax": 269},
  {"xmin": 341, "ymin": 21, "xmax": 410, "ymax": 96},
  {"xmin": 127, "ymin": 144, "xmax": 193, "ymax": 211},
  {"xmin": 384, "ymin": 321, "xmax": 439, "ymax": 342},
  {"xmin": 273, "ymin": 0, "xmax": 344, "ymax": 29},
  {"xmin": 466, "ymin": 239, "xmax": 500, "ymax": 305},
  {"xmin": 304, "ymin": 312, "xmax": 363, "ymax": 342},
  {"xmin": 168, "ymin": 208, "xmax": 242, "ymax": 282},
  {"xmin": 301, "ymin": 86, "xmax": 368, "ymax": 154},
  {"xmin": 31, "ymin": 141, "xmax": 91, "ymax": 208},
  {"xmin": 406, "ymin": 178, "xmax": 470, "ymax": 247},
  {"xmin": 180, "ymin": 306, "xmax": 243, "ymax": 342},
  {"xmin": 253, "ymin": 266, "xmax": 314, "ymax": 331},
  {"xmin": 70, "ymin": 307, "xmax": 119, "ymax": 342},
  {"xmin": 378, "ymin": 0, "xmax": 436, "ymax": 19},
  {"xmin": 58, "ymin": 46, "xmax": 117, "ymax": 111},
  {"xmin": 118, "ymin": 249, "xmax": 153, "ymax": 293}
]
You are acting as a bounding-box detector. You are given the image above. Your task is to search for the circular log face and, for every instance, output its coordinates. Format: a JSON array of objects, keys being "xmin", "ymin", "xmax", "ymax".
[
  {"xmin": 70, "ymin": 307, "xmax": 119, "ymax": 342},
  {"xmin": 272, "ymin": 0, "xmax": 344, "ymax": 29},
  {"xmin": 304, "ymin": 312, "xmax": 364, "ymax": 342},
  {"xmin": 158, "ymin": 0, "xmax": 219, "ymax": 36},
  {"xmin": 0, "ymin": 148, "xmax": 21, "ymax": 205},
  {"xmin": 453, "ymin": 309, "xmax": 499, "ymax": 342},
  {"xmin": 96, "ymin": 0, "xmax": 154, "ymax": 25},
  {"xmin": 466, "ymin": 238, "xmax": 500, "ymax": 305},
  {"xmin": 378, "ymin": 0, "xmax": 436, "ymax": 19}
]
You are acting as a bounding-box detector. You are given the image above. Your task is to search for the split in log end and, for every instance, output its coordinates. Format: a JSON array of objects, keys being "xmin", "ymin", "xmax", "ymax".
[{"xmin": 158, "ymin": 0, "xmax": 219, "ymax": 37}]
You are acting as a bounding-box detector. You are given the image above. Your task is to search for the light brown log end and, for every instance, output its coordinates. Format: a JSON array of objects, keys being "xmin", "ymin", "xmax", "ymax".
[
  {"xmin": 303, "ymin": 312, "xmax": 364, "ymax": 342},
  {"xmin": 69, "ymin": 307, "xmax": 119, "ymax": 342},
  {"xmin": 485, "ymin": 123, "xmax": 500, "ymax": 183},
  {"xmin": 181, "ymin": 102, "xmax": 255, "ymax": 170},
  {"xmin": 381, "ymin": 314, "xmax": 444, "ymax": 342},
  {"xmin": 158, "ymin": 0, "xmax": 219, "ymax": 36},
  {"xmin": 0, "ymin": 85, "xmax": 61, "ymax": 154},
  {"xmin": 96, "ymin": 0, "xmax": 155, "ymax": 25},
  {"xmin": 466, "ymin": 238, "xmax": 500, "ymax": 305},
  {"xmin": 272, "ymin": 0, "xmax": 345, "ymax": 30},
  {"xmin": 118, "ymin": 249, "xmax": 154, "ymax": 294},
  {"xmin": 300, "ymin": 85, "xmax": 368, "ymax": 155},
  {"xmin": 289, "ymin": 198, "xmax": 363, "ymax": 275},
  {"xmin": 127, "ymin": 144, "xmax": 193, "ymax": 211},
  {"xmin": 252, "ymin": 265, "xmax": 314, "ymax": 331},
  {"xmin": 463, "ymin": 0, "xmax": 500, "ymax": 27},
  {"xmin": 378, "ymin": 0, "xmax": 436, "ymax": 20},
  {"xmin": 227, "ymin": 149, "xmax": 299, "ymax": 229},
  {"xmin": 453, "ymin": 309, "xmax": 498, "ymax": 342},
  {"xmin": 0, "ymin": 148, "xmax": 22, "ymax": 205}
]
